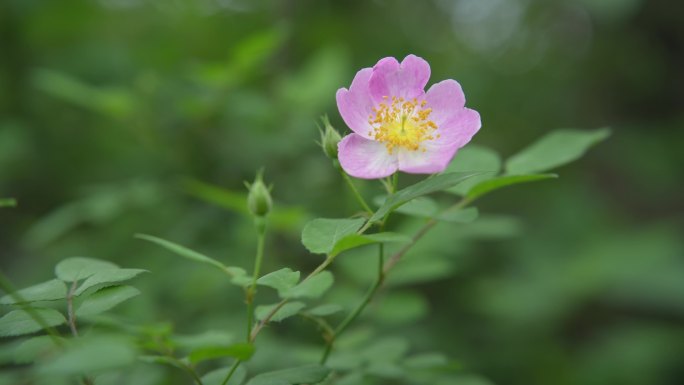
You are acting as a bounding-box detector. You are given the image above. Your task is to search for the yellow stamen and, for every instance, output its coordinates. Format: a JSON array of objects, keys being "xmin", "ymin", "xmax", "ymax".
[{"xmin": 367, "ymin": 96, "xmax": 438, "ymax": 154}]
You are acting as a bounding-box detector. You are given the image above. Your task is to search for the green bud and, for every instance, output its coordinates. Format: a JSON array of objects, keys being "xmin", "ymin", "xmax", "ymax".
[
  {"xmin": 319, "ymin": 115, "xmax": 342, "ymax": 160},
  {"xmin": 246, "ymin": 169, "xmax": 272, "ymax": 217}
]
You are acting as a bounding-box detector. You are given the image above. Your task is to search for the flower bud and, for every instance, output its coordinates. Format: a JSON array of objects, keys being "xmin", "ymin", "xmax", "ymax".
[
  {"xmin": 246, "ymin": 170, "xmax": 272, "ymax": 217},
  {"xmin": 319, "ymin": 115, "xmax": 342, "ymax": 160}
]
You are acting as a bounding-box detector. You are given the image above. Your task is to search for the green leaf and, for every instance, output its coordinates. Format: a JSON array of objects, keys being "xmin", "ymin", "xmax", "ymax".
[
  {"xmin": 76, "ymin": 285, "xmax": 140, "ymax": 317},
  {"xmin": 138, "ymin": 355, "xmax": 187, "ymax": 370},
  {"xmin": 189, "ymin": 342, "xmax": 255, "ymax": 363},
  {"xmin": 255, "ymin": 302, "xmax": 306, "ymax": 322},
  {"xmin": 445, "ymin": 145, "xmax": 502, "ymax": 195},
  {"xmin": 14, "ymin": 335, "xmax": 65, "ymax": 364},
  {"xmin": 55, "ymin": 257, "xmax": 119, "ymax": 282},
  {"xmin": 361, "ymin": 337, "xmax": 410, "ymax": 363},
  {"xmin": 182, "ymin": 178, "xmax": 309, "ymax": 232},
  {"xmin": 283, "ymin": 271, "xmax": 334, "ymax": 299},
  {"xmin": 436, "ymin": 207, "xmax": 479, "ymax": 223},
  {"xmin": 135, "ymin": 234, "xmax": 249, "ymax": 285},
  {"xmin": 172, "ymin": 330, "xmax": 234, "ymax": 351},
  {"xmin": 0, "ymin": 308, "xmax": 66, "ymax": 337},
  {"xmin": 39, "ymin": 335, "xmax": 137, "ymax": 375},
  {"xmin": 466, "ymin": 174, "xmax": 557, "ymax": 201},
  {"xmin": 257, "ymin": 268, "xmax": 300, "ymax": 296},
  {"xmin": 307, "ymin": 304, "xmax": 343, "ymax": 317},
  {"xmin": 74, "ymin": 268, "xmax": 147, "ymax": 296},
  {"xmin": 0, "ymin": 279, "xmax": 67, "ymax": 304},
  {"xmin": 202, "ymin": 365, "xmax": 247, "ymax": 385},
  {"xmin": 505, "ymin": 128, "xmax": 610, "ymax": 174},
  {"xmin": 388, "ymin": 196, "xmax": 438, "ymax": 217},
  {"xmin": 403, "ymin": 353, "xmax": 449, "ymax": 369},
  {"xmin": 0, "ymin": 198, "xmax": 17, "ymax": 208},
  {"xmin": 330, "ymin": 232, "xmax": 411, "ymax": 257},
  {"xmin": 369, "ymin": 172, "xmax": 481, "ymax": 223},
  {"xmin": 246, "ymin": 364, "xmax": 331, "ymax": 385},
  {"xmin": 301, "ymin": 218, "xmax": 365, "ymax": 255}
]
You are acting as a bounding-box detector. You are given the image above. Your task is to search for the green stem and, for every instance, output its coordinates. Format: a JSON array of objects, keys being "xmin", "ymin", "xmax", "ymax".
[
  {"xmin": 0, "ymin": 271, "xmax": 63, "ymax": 346},
  {"xmin": 246, "ymin": 218, "xmax": 267, "ymax": 340},
  {"xmin": 220, "ymin": 359, "xmax": 241, "ymax": 385},
  {"xmin": 339, "ymin": 166, "xmax": 373, "ymax": 214},
  {"xmin": 249, "ymin": 254, "xmax": 335, "ymax": 341},
  {"xmin": 168, "ymin": 356, "xmax": 204, "ymax": 385},
  {"xmin": 321, "ymin": 197, "xmax": 470, "ymax": 364},
  {"xmin": 320, "ymin": 224, "xmax": 387, "ymax": 364},
  {"xmin": 383, "ymin": 198, "xmax": 471, "ymax": 274}
]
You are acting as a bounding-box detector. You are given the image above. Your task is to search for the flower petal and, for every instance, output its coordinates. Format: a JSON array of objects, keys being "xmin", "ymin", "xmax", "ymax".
[
  {"xmin": 369, "ymin": 55, "xmax": 430, "ymax": 103},
  {"xmin": 433, "ymin": 107, "xmax": 481, "ymax": 147},
  {"xmin": 397, "ymin": 143, "xmax": 459, "ymax": 174},
  {"xmin": 424, "ymin": 79, "xmax": 466, "ymax": 126},
  {"xmin": 336, "ymin": 68, "xmax": 375, "ymax": 139},
  {"xmin": 398, "ymin": 108, "xmax": 481, "ymax": 174},
  {"xmin": 338, "ymin": 134, "xmax": 398, "ymax": 179}
]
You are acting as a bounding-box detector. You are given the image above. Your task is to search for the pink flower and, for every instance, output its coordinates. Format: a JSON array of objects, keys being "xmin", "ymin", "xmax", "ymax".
[{"xmin": 336, "ymin": 55, "xmax": 481, "ymax": 179}]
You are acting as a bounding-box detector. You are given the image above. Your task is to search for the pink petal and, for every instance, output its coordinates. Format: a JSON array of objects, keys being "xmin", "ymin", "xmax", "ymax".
[
  {"xmin": 338, "ymin": 134, "xmax": 398, "ymax": 179},
  {"xmin": 336, "ymin": 68, "xmax": 375, "ymax": 139},
  {"xmin": 397, "ymin": 108, "xmax": 481, "ymax": 174},
  {"xmin": 369, "ymin": 55, "xmax": 430, "ymax": 103},
  {"xmin": 424, "ymin": 79, "xmax": 466, "ymax": 126},
  {"xmin": 433, "ymin": 108, "xmax": 481, "ymax": 147},
  {"xmin": 397, "ymin": 143, "xmax": 459, "ymax": 174}
]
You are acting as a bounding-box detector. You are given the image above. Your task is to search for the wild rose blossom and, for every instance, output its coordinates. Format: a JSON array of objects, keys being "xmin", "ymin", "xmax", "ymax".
[{"xmin": 336, "ymin": 55, "xmax": 481, "ymax": 179}]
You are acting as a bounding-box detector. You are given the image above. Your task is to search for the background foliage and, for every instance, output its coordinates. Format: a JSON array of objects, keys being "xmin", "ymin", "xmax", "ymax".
[{"xmin": 1, "ymin": 0, "xmax": 683, "ymax": 384}]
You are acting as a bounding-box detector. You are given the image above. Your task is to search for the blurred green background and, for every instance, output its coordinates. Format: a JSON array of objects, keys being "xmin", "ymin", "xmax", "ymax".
[{"xmin": 1, "ymin": 0, "xmax": 683, "ymax": 384}]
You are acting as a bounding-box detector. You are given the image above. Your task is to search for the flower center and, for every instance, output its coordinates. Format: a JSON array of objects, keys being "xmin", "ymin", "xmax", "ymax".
[{"xmin": 367, "ymin": 96, "xmax": 438, "ymax": 154}]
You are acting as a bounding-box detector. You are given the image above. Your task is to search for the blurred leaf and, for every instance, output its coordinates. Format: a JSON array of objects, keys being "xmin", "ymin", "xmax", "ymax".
[
  {"xmin": 277, "ymin": 47, "xmax": 349, "ymax": 111},
  {"xmin": 257, "ymin": 268, "xmax": 301, "ymax": 296},
  {"xmin": 55, "ymin": 257, "xmax": 119, "ymax": 282},
  {"xmin": 307, "ymin": 304, "xmax": 343, "ymax": 317},
  {"xmin": 246, "ymin": 364, "xmax": 331, "ymax": 385},
  {"xmin": 373, "ymin": 292, "xmax": 429, "ymax": 325},
  {"xmin": 255, "ymin": 302, "xmax": 306, "ymax": 322},
  {"xmin": 232, "ymin": 26, "xmax": 287, "ymax": 74},
  {"xmin": 375, "ymin": 196, "xmax": 478, "ymax": 223},
  {"xmin": 436, "ymin": 207, "xmax": 479, "ymax": 223},
  {"xmin": 172, "ymin": 330, "xmax": 234, "ymax": 351},
  {"xmin": 135, "ymin": 234, "xmax": 249, "ymax": 286},
  {"xmin": 0, "ymin": 279, "xmax": 67, "ymax": 304},
  {"xmin": 138, "ymin": 355, "xmax": 187, "ymax": 370},
  {"xmin": 74, "ymin": 268, "xmax": 148, "ymax": 296},
  {"xmin": 0, "ymin": 309, "xmax": 66, "ymax": 337},
  {"xmin": 366, "ymin": 361, "xmax": 404, "ymax": 378},
  {"xmin": 182, "ymin": 179, "xmax": 308, "ymax": 231},
  {"xmin": 188, "ymin": 343, "xmax": 255, "ymax": 363},
  {"xmin": 330, "ymin": 232, "xmax": 411, "ymax": 257},
  {"xmin": 505, "ymin": 128, "xmax": 611, "ymax": 174},
  {"xmin": 76, "ymin": 285, "xmax": 140, "ymax": 317},
  {"xmin": 22, "ymin": 181, "xmax": 161, "ymax": 248},
  {"xmin": 202, "ymin": 365, "xmax": 247, "ymax": 385},
  {"xmin": 0, "ymin": 198, "xmax": 16, "ymax": 208},
  {"xmin": 445, "ymin": 145, "xmax": 502, "ymax": 195},
  {"xmin": 14, "ymin": 335, "xmax": 64, "ymax": 364},
  {"xmin": 466, "ymin": 174, "xmax": 558, "ymax": 201},
  {"xmin": 386, "ymin": 196, "xmax": 438, "ymax": 217},
  {"xmin": 369, "ymin": 172, "xmax": 481, "ymax": 223},
  {"xmin": 39, "ymin": 335, "xmax": 137, "ymax": 375},
  {"xmin": 362, "ymin": 337, "xmax": 410, "ymax": 363},
  {"xmin": 31, "ymin": 69, "xmax": 135, "ymax": 118},
  {"xmin": 284, "ymin": 272, "xmax": 334, "ymax": 299},
  {"xmin": 403, "ymin": 353, "xmax": 450, "ymax": 369},
  {"xmin": 301, "ymin": 218, "xmax": 365, "ymax": 255},
  {"xmin": 387, "ymin": 257, "xmax": 455, "ymax": 287},
  {"xmin": 457, "ymin": 215, "xmax": 524, "ymax": 239}
]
